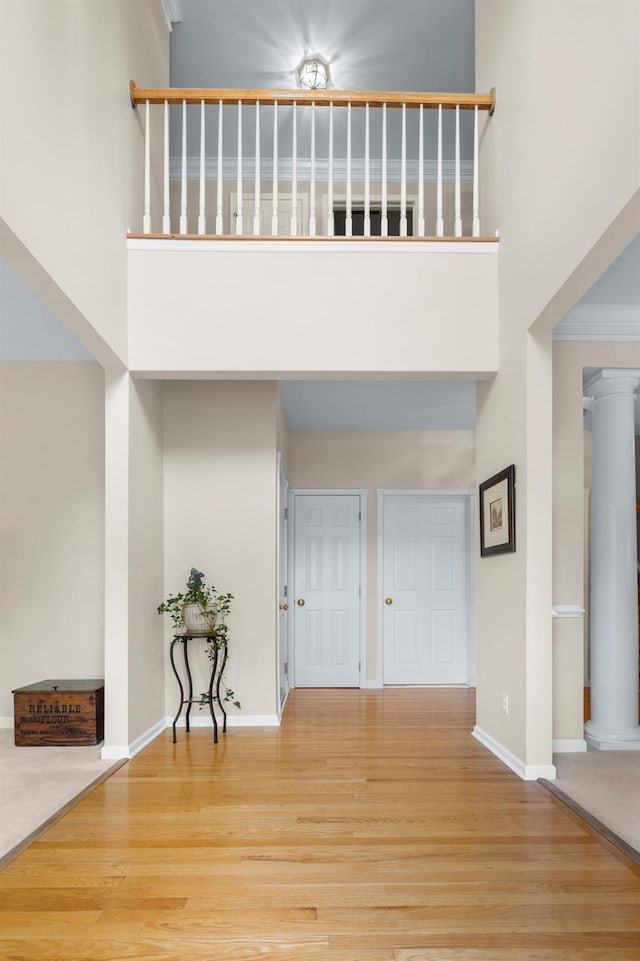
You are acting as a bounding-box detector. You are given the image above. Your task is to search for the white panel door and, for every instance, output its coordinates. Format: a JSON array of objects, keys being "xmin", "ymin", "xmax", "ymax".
[
  {"xmin": 293, "ymin": 494, "xmax": 361, "ymax": 687},
  {"xmin": 383, "ymin": 495, "xmax": 468, "ymax": 684}
]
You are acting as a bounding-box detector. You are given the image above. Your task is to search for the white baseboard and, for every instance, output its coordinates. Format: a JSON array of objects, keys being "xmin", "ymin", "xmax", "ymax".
[
  {"xmin": 361, "ymin": 679, "xmax": 383, "ymax": 689},
  {"xmin": 101, "ymin": 744, "xmax": 132, "ymax": 760},
  {"xmin": 129, "ymin": 718, "xmax": 168, "ymax": 756},
  {"xmin": 0, "ymin": 716, "xmax": 13, "ymax": 730},
  {"xmin": 168, "ymin": 714, "xmax": 280, "ymax": 728},
  {"xmin": 101, "ymin": 717, "xmax": 167, "ymax": 760},
  {"xmin": 472, "ymin": 725, "xmax": 557, "ymax": 781},
  {"xmin": 553, "ymin": 738, "xmax": 588, "ymax": 753}
]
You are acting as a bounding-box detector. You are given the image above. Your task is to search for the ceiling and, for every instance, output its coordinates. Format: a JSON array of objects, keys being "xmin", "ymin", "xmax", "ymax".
[
  {"xmin": 1, "ymin": 0, "xmax": 638, "ymax": 430},
  {"xmin": 168, "ymin": 0, "xmax": 475, "ymax": 95}
]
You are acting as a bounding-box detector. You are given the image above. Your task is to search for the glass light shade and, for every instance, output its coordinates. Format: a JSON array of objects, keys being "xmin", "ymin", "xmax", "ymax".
[{"xmin": 297, "ymin": 57, "xmax": 330, "ymax": 90}]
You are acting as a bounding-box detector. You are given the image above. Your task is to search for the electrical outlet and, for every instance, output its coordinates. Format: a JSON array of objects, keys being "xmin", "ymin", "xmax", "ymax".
[{"xmin": 501, "ymin": 693, "xmax": 509, "ymax": 715}]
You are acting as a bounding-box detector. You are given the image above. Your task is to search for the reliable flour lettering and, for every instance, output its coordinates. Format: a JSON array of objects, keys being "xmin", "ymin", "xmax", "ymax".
[{"xmin": 27, "ymin": 703, "xmax": 83, "ymax": 714}]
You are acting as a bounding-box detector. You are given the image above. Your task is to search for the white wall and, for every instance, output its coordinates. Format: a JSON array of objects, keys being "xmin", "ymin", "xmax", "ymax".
[
  {"xmin": 0, "ymin": 0, "xmax": 169, "ymax": 366},
  {"xmin": 0, "ymin": 363, "xmax": 104, "ymax": 722},
  {"xmin": 127, "ymin": 244, "xmax": 498, "ymax": 376},
  {"xmin": 474, "ymin": 0, "xmax": 640, "ymax": 776},
  {"xmin": 288, "ymin": 429, "xmax": 475, "ymax": 681},
  {"xmin": 477, "ymin": 0, "xmax": 640, "ymax": 332},
  {"xmin": 128, "ymin": 379, "xmax": 165, "ymax": 742},
  {"xmin": 276, "ymin": 384, "xmax": 289, "ymax": 476},
  {"xmin": 163, "ymin": 381, "xmax": 280, "ymax": 720}
]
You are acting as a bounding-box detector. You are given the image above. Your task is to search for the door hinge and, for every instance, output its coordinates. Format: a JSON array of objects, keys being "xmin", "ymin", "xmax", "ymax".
[
  {"xmin": 358, "ymin": 511, "xmax": 362, "ymax": 521},
  {"xmin": 358, "ymin": 586, "xmax": 361, "ymax": 597},
  {"xmin": 284, "ymin": 584, "xmax": 288, "ymax": 598},
  {"xmin": 359, "ymin": 661, "xmax": 361, "ymax": 672},
  {"xmin": 284, "ymin": 507, "xmax": 289, "ymax": 520},
  {"xmin": 284, "ymin": 661, "xmax": 288, "ymax": 675}
]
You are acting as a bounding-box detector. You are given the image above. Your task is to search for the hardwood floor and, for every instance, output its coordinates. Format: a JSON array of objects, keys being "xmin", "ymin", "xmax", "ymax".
[{"xmin": 1, "ymin": 688, "xmax": 640, "ymax": 960}]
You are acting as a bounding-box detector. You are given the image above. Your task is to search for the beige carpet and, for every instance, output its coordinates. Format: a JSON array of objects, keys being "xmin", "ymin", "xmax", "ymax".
[
  {"xmin": 549, "ymin": 750, "xmax": 640, "ymax": 856},
  {"xmin": 0, "ymin": 730, "xmax": 124, "ymax": 868}
]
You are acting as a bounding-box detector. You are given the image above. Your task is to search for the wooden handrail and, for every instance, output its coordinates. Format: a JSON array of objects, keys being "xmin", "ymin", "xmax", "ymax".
[{"xmin": 129, "ymin": 81, "xmax": 496, "ymax": 114}]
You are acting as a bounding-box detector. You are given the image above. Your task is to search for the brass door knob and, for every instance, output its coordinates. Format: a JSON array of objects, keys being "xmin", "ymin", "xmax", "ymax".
[
  {"xmin": 297, "ymin": 598, "xmax": 306, "ymax": 607},
  {"xmin": 279, "ymin": 603, "xmax": 289, "ymax": 611},
  {"xmin": 385, "ymin": 597, "xmax": 393, "ymax": 605}
]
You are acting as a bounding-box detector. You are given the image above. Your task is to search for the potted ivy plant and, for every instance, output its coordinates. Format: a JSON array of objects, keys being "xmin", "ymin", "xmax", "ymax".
[
  {"xmin": 157, "ymin": 568, "xmax": 233, "ymax": 635},
  {"xmin": 158, "ymin": 568, "xmax": 240, "ymax": 712}
]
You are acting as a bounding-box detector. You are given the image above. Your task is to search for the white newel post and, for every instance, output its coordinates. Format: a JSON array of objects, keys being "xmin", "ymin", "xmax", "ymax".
[{"xmin": 583, "ymin": 368, "xmax": 640, "ymax": 750}]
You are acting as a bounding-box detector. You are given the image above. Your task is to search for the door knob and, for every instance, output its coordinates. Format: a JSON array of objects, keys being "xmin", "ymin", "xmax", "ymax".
[
  {"xmin": 385, "ymin": 597, "xmax": 393, "ymax": 605},
  {"xmin": 279, "ymin": 603, "xmax": 289, "ymax": 611},
  {"xmin": 297, "ymin": 598, "xmax": 306, "ymax": 607}
]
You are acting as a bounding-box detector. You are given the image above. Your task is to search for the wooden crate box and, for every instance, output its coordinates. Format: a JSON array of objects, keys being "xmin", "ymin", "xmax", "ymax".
[{"xmin": 12, "ymin": 679, "xmax": 104, "ymax": 746}]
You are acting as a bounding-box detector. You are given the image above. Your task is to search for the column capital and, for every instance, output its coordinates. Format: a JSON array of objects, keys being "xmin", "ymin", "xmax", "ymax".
[{"xmin": 583, "ymin": 368, "xmax": 640, "ymax": 401}]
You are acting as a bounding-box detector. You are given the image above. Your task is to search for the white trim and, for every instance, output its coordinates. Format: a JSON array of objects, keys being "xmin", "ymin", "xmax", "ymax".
[
  {"xmin": 161, "ymin": 0, "xmax": 182, "ymax": 25},
  {"xmin": 376, "ymin": 492, "xmax": 384, "ymax": 687},
  {"xmin": 101, "ymin": 744, "xmax": 132, "ymax": 760},
  {"xmin": 288, "ymin": 489, "xmax": 367, "ymax": 688},
  {"xmin": 552, "ymin": 605, "xmax": 585, "ymax": 618},
  {"xmin": 101, "ymin": 716, "xmax": 167, "ymax": 760},
  {"xmin": 553, "ymin": 304, "xmax": 640, "ymax": 341},
  {"xmin": 553, "ymin": 738, "xmax": 588, "ymax": 753},
  {"xmin": 277, "ymin": 453, "xmax": 289, "ymax": 719},
  {"xmin": 377, "ymin": 488, "xmax": 476, "ymax": 497},
  {"xmin": 361, "ymin": 679, "xmax": 383, "ymax": 689},
  {"xmin": 466, "ymin": 491, "xmax": 476, "ymax": 686},
  {"xmin": 377, "ymin": 490, "xmax": 475, "ymax": 688},
  {"xmin": 170, "ymin": 714, "xmax": 280, "ymax": 728},
  {"xmin": 127, "ymin": 238, "xmax": 498, "ymax": 255},
  {"xmin": 472, "ymin": 725, "xmax": 557, "ymax": 781},
  {"xmin": 169, "ymin": 156, "xmax": 474, "ymax": 185}
]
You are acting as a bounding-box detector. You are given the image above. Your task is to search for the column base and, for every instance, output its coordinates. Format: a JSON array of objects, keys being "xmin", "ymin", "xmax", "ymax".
[{"xmin": 584, "ymin": 721, "xmax": 640, "ymax": 751}]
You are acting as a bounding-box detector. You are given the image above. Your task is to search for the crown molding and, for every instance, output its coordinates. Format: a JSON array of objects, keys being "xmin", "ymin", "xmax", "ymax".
[
  {"xmin": 553, "ymin": 304, "xmax": 640, "ymax": 341},
  {"xmin": 169, "ymin": 156, "xmax": 474, "ymax": 185},
  {"xmin": 161, "ymin": 0, "xmax": 182, "ymax": 27}
]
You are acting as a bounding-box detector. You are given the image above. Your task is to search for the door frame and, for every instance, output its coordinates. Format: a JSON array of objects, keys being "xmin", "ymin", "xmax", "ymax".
[
  {"xmin": 288, "ymin": 489, "xmax": 368, "ymax": 689},
  {"xmin": 376, "ymin": 489, "xmax": 476, "ymax": 688},
  {"xmin": 277, "ymin": 453, "xmax": 289, "ymax": 718}
]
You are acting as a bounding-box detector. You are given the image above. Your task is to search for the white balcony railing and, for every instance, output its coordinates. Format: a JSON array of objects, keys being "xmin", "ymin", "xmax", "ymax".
[{"xmin": 129, "ymin": 82, "xmax": 495, "ymax": 240}]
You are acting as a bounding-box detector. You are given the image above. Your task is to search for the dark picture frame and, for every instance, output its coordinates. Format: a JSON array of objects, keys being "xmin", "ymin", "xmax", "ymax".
[{"xmin": 479, "ymin": 464, "xmax": 516, "ymax": 557}]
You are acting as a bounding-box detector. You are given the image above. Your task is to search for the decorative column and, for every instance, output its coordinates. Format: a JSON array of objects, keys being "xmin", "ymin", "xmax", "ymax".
[{"xmin": 584, "ymin": 369, "xmax": 640, "ymax": 750}]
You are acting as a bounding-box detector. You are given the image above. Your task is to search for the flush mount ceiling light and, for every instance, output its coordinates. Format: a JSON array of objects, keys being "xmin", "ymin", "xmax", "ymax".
[{"xmin": 296, "ymin": 56, "xmax": 331, "ymax": 90}]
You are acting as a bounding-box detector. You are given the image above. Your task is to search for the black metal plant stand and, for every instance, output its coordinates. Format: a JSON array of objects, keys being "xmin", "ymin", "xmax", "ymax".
[{"xmin": 169, "ymin": 634, "xmax": 228, "ymax": 744}]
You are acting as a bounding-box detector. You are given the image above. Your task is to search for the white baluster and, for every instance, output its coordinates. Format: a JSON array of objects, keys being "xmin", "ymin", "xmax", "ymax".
[
  {"xmin": 364, "ymin": 103, "xmax": 370, "ymax": 237},
  {"xmin": 179, "ymin": 99, "xmax": 187, "ymax": 235},
  {"xmin": 327, "ymin": 102, "xmax": 334, "ymax": 237},
  {"xmin": 290, "ymin": 102, "xmax": 297, "ymax": 236},
  {"xmin": 400, "ymin": 102, "xmax": 407, "ymax": 236},
  {"xmin": 417, "ymin": 104, "xmax": 425, "ymax": 237},
  {"xmin": 216, "ymin": 100, "xmax": 223, "ymax": 235},
  {"xmin": 236, "ymin": 100, "xmax": 243, "ymax": 235},
  {"xmin": 309, "ymin": 102, "xmax": 316, "ymax": 237},
  {"xmin": 454, "ymin": 104, "xmax": 462, "ymax": 237},
  {"xmin": 381, "ymin": 103, "xmax": 388, "ymax": 237},
  {"xmin": 198, "ymin": 99, "xmax": 206, "ymax": 235},
  {"xmin": 346, "ymin": 102, "xmax": 352, "ymax": 237},
  {"xmin": 436, "ymin": 103, "xmax": 444, "ymax": 237},
  {"xmin": 472, "ymin": 104, "xmax": 480, "ymax": 237},
  {"xmin": 143, "ymin": 100, "xmax": 151, "ymax": 233},
  {"xmin": 253, "ymin": 101, "xmax": 261, "ymax": 236},
  {"xmin": 162, "ymin": 99, "xmax": 170, "ymax": 234},
  {"xmin": 272, "ymin": 102, "xmax": 279, "ymax": 236}
]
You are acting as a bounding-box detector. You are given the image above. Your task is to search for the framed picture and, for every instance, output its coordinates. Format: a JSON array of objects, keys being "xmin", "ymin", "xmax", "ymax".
[{"xmin": 479, "ymin": 464, "xmax": 516, "ymax": 557}]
